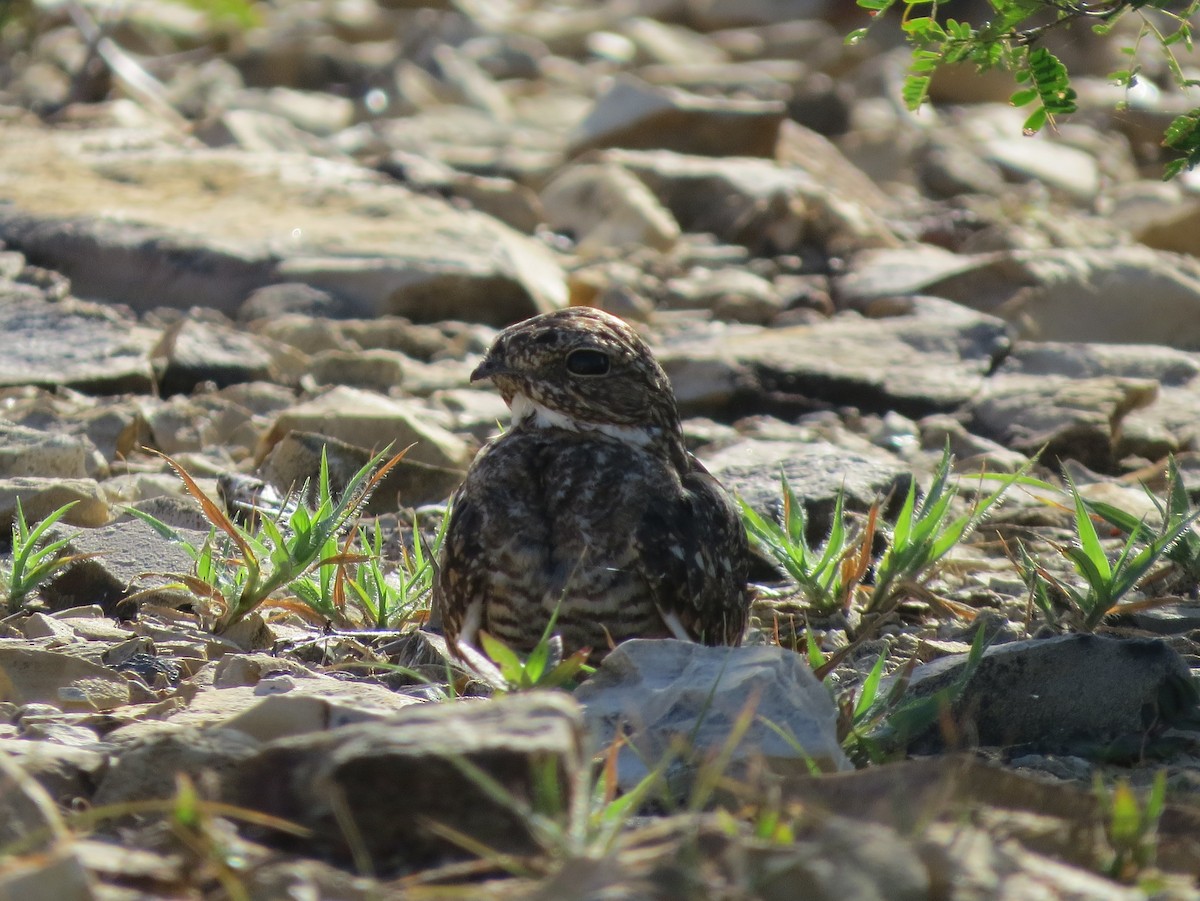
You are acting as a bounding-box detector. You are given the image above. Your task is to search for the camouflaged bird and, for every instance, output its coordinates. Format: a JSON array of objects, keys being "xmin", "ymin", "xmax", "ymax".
[{"xmin": 433, "ymin": 306, "xmax": 749, "ymax": 662}]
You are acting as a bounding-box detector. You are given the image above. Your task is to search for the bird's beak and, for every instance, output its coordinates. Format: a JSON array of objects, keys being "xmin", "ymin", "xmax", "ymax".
[{"xmin": 470, "ymin": 357, "xmax": 508, "ymax": 383}]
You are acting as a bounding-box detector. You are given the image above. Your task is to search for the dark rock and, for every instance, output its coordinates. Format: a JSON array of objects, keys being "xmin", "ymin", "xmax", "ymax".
[{"xmin": 902, "ymin": 634, "xmax": 1197, "ymax": 752}]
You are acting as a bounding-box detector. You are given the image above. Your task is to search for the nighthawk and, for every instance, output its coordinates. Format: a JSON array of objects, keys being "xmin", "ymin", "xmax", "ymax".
[{"xmin": 433, "ymin": 306, "xmax": 749, "ymax": 662}]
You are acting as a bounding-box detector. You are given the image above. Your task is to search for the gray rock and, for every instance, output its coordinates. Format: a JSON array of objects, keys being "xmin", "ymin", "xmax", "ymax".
[
  {"xmin": 575, "ymin": 813, "xmax": 930, "ymax": 901},
  {"xmin": 846, "ymin": 245, "xmax": 1200, "ymax": 348},
  {"xmin": 914, "ymin": 136, "xmax": 1009, "ymax": 199},
  {"xmin": 0, "ymin": 420, "xmax": 93, "ymax": 480},
  {"xmin": 1125, "ymin": 603, "xmax": 1200, "ymax": 635},
  {"xmin": 704, "ymin": 439, "xmax": 910, "ymax": 539},
  {"xmin": 600, "ymin": 143, "xmax": 897, "ymax": 256},
  {"xmin": 982, "ymin": 136, "xmax": 1101, "ymax": 204},
  {"xmin": 902, "ymin": 634, "xmax": 1197, "ymax": 750},
  {"xmin": 262, "ymin": 388, "xmax": 468, "ymax": 479},
  {"xmin": 659, "ymin": 298, "xmax": 1011, "ymax": 419},
  {"xmin": 636, "ymin": 60, "xmax": 800, "ymax": 101},
  {"xmin": 0, "ymin": 737, "xmax": 105, "ymax": 806},
  {"xmin": 0, "ymin": 290, "xmax": 156, "ymax": 394},
  {"xmin": 304, "ymin": 348, "xmax": 407, "ymax": 393},
  {"xmin": 688, "ymin": 0, "xmax": 833, "ymax": 30},
  {"xmin": 981, "ymin": 342, "xmax": 1200, "ymax": 461},
  {"xmin": 263, "ymin": 386, "xmax": 470, "ymax": 472},
  {"xmin": 0, "ymin": 127, "xmax": 566, "ymax": 323},
  {"xmin": 966, "ymin": 372, "xmax": 1156, "ymax": 471},
  {"xmin": 260, "ymin": 428, "xmax": 463, "ymax": 511},
  {"xmin": 920, "ymin": 820, "xmax": 1150, "ymax": 901},
  {"xmin": 569, "ymin": 76, "xmax": 785, "ymax": 159},
  {"xmin": 226, "ymin": 87, "xmax": 356, "ymax": 137},
  {"xmin": 152, "ymin": 316, "xmax": 283, "ymax": 396},
  {"xmin": 140, "ymin": 392, "xmax": 266, "ymax": 458},
  {"xmin": 228, "ymin": 692, "xmax": 585, "ymax": 872},
  {"xmin": 540, "ymin": 162, "xmax": 680, "ymax": 254},
  {"xmin": 917, "ymin": 415, "xmax": 1031, "ymax": 473},
  {"xmin": 0, "ymin": 647, "xmax": 131, "ymax": 712},
  {"xmin": 7, "ymin": 395, "xmax": 149, "ymax": 473},
  {"xmin": 0, "ymin": 478, "xmax": 111, "ymax": 531},
  {"xmin": 238, "ymin": 282, "xmax": 352, "ymax": 321},
  {"xmin": 44, "ymin": 518, "xmax": 205, "ymax": 616},
  {"xmin": 195, "ymin": 107, "xmax": 334, "ymax": 155},
  {"xmin": 1001, "ymin": 340, "xmax": 1200, "ymax": 384},
  {"xmin": 663, "ymin": 268, "xmax": 783, "ymax": 324},
  {"xmin": 621, "ymin": 17, "xmax": 730, "ymax": 66},
  {"xmin": 577, "ymin": 640, "xmax": 848, "ymax": 796},
  {"xmin": 92, "ymin": 726, "xmax": 262, "ymax": 807},
  {"xmin": 381, "ymin": 151, "xmax": 544, "ymax": 234}
]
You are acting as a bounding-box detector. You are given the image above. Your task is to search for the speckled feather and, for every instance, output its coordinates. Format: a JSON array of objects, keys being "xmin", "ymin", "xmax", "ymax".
[{"xmin": 433, "ymin": 307, "xmax": 749, "ymax": 661}]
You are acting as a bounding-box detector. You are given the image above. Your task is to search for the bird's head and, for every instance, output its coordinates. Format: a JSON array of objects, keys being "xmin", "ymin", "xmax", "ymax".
[{"xmin": 471, "ymin": 307, "xmax": 684, "ymax": 457}]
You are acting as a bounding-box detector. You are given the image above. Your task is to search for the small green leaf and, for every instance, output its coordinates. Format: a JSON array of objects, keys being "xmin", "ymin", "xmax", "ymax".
[
  {"xmin": 1022, "ymin": 107, "xmax": 1048, "ymax": 134},
  {"xmin": 478, "ymin": 631, "xmax": 525, "ymax": 683},
  {"xmin": 1010, "ymin": 88, "xmax": 1039, "ymax": 107}
]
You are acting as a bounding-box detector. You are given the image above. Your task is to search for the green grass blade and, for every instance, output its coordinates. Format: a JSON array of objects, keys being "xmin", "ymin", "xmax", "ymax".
[{"xmin": 853, "ymin": 651, "xmax": 887, "ymax": 720}]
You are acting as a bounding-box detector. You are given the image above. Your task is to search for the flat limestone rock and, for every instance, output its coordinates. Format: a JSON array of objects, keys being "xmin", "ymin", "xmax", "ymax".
[
  {"xmin": 228, "ymin": 692, "xmax": 586, "ymax": 872},
  {"xmin": 0, "ymin": 478, "xmax": 111, "ymax": 530},
  {"xmin": 598, "ymin": 145, "xmax": 898, "ymax": 256},
  {"xmin": 262, "ymin": 386, "xmax": 471, "ymax": 471},
  {"xmin": 0, "ymin": 126, "xmax": 567, "ymax": 324},
  {"xmin": 0, "ymin": 737, "xmax": 106, "ymax": 806},
  {"xmin": 568, "ymin": 76, "xmax": 785, "ymax": 159},
  {"xmin": 659, "ymin": 297, "xmax": 1011, "ymax": 418},
  {"xmin": 0, "ymin": 420, "xmax": 94, "ymax": 480},
  {"xmin": 0, "ymin": 647, "xmax": 131, "ymax": 712},
  {"xmin": 153, "ymin": 676, "xmax": 422, "ymax": 741},
  {"xmin": 966, "ymin": 372, "xmax": 1158, "ymax": 471},
  {"xmin": 0, "ymin": 290, "xmax": 156, "ymax": 394},
  {"xmin": 91, "ymin": 726, "xmax": 262, "ymax": 807},
  {"xmin": 841, "ymin": 245, "xmax": 1200, "ymax": 348},
  {"xmin": 43, "ymin": 518, "xmax": 205, "ymax": 615},
  {"xmin": 0, "ymin": 848, "xmax": 96, "ymax": 901},
  {"xmin": 704, "ymin": 439, "xmax": 911, "ymax": 538}
]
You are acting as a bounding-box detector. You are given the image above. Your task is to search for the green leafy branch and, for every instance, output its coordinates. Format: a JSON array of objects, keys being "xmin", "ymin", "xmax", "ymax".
[{"xmin": 850, "ymin": 0, "xmax": 1200, "ymax": 177}]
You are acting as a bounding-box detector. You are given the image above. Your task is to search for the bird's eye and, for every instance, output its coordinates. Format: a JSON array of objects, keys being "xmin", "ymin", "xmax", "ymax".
[{"xmin": 565, "ymin": 349, "xmax": 610, "ymax": 376}]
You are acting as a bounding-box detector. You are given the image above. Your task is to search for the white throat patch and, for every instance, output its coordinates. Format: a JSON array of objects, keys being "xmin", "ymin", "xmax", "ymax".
[{"xmin": 510, "ymin": 393, "xmax": 654, "ymax": 447}]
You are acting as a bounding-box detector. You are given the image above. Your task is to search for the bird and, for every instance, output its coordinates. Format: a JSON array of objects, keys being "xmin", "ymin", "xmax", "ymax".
[{"xmin": 432, "ymin": 306, "xmax": 749, "ymax": 664}]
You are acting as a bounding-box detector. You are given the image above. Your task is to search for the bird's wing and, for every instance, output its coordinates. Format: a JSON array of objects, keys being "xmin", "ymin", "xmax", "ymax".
[
  {"xmin": 433, "ymin": 484, "xmax": 488, "ymax": 644},
  {"xmin": 634, "ymin": 459, "xmax": 749, "ymax": 645}
]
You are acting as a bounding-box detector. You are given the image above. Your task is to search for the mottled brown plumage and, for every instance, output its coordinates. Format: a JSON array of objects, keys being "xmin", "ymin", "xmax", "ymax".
[{"xmin": 433, "ymin": 307, "xmax": 749, "ymax": 661}]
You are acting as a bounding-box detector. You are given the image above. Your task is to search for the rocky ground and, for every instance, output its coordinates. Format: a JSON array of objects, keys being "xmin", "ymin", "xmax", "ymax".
[{"xmin": 2, "ymin": 0, "xmax": 1200, "ymax": 898}]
